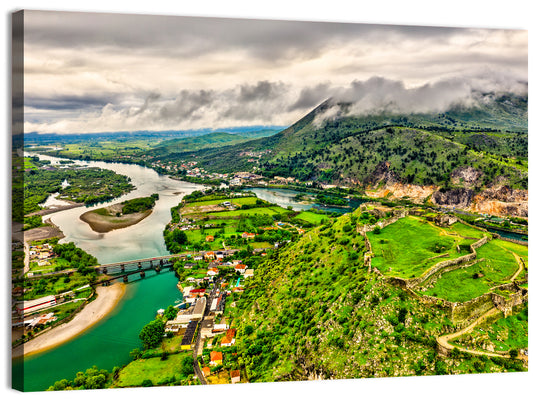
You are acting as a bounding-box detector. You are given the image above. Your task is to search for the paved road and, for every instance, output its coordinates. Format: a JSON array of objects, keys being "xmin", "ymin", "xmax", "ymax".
[{"xmin": 192, "ymin": 280, "xmax": 219, "ymax": 385}]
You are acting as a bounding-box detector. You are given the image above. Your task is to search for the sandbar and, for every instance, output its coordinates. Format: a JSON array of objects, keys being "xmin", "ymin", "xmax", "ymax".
[
  {"xmin": 12, "ymin": 283, "xmax": 126, "ymax": 358},
  {"xmin": 80, "ymin": 203, "xmax": 152, "ymax": 233}
]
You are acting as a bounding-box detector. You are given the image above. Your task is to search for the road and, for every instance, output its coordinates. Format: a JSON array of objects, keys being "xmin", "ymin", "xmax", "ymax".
[{"xmin": 192, "ymin": 279, "xmax": 219, "ymax": 385}]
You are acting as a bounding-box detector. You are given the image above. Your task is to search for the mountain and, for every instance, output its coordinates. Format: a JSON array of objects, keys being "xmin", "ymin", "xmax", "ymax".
[
  {"xmin": 150, "ymin": 130, "xmax": 281, "ymax": 159},
  {"xmin": 177, "ymin": 92, "xmax": 527, "ymax": 216}
]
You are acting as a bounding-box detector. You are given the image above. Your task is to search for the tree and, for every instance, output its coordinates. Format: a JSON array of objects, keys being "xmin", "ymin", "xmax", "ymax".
[
  {"xmin": 139, "ymin": 319, "xmax": 165, "ymax": 349},
  {"xmin": 164, "ymin": 305, "xmax": 177, "ymax": 321},
  {"xmin": 181, "ymin": 356, "xmax": 195, "ymax": 376}
]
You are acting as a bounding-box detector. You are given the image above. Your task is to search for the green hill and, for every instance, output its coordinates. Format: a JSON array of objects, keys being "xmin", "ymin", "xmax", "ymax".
[
  {"xmin": 182, "ymin": 92, "xmax": 527, "ymax": 190},
  {"xmin": 227, "ymin": 213, "xmax": 526, "ymax": 381}
]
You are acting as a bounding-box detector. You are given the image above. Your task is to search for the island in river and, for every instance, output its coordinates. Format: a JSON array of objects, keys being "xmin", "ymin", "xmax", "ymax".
[{"xmin": 80, "ymin": 194, "xmax": 158, "ymax": 233}]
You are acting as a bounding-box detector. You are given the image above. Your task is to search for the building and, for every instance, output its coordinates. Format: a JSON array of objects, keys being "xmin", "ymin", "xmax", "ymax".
[
  {"xmin": 204, "ymin": 251, "xmax": 216, "ymax": 260},
  {"xmin": 200, "ymin": 318, "xmax": 215, "ymax": 338},
  {"xmin": 205, "ymin": 235, "xmax": 215, "ymax": 242},
  {"xmin": 230, "ymin": 370, "xmax": 241, "ymax": 384},
  {"xmin": 180, "ymin": 320, "xmax": 199, "ymax": 350},
  {"xmin": 221, "ymin": 328, "xmax": 236, "ymax": 347},
  {"xmin": 210, "ymin": 351, "xmax": 223, "ymax": 366},
  {"xmin": 207, "ymin": 267, "xmax": 219, "ymax": 276},
  {"xmin": 235, "ymin": 264, "xmax": 247, "ymax": 274},
  {"xmin": 241, "ymin": 232, "xmax": 255, "ymax": 239},
  {"xmin": 16, "ymin": 295, "xmax": 57, "ymax": 316},
  {"xmin": 167, "ymin": 297, "xmax": 206, "ymax": 327},
  {"xmin": 243, "ymin": 269, "xmax": 254, "ymax": 279},
  {"xmin": 202, "ymin": 367, "xmax": 211, "ymax": 377}
]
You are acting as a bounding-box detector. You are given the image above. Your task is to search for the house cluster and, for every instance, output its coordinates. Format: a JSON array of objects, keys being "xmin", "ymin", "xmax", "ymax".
[
  {"xmin": 15, "ymin": 312, "xmax": 57, "ymax": 330},
  {"xmin": 28, "ymin": 243, "xmax": 55, "ymax": 269},
  {"xmin": 229, "ymin": 172, "xmax": 267, "ymax": 186},
  {"xmin": 166, "ymin": 296, "xmax": 207, "ymax": 332}
]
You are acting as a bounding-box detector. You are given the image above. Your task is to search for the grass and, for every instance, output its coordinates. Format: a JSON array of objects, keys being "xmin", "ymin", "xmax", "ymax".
[
  {"xmin": 448, "ymin": 222, "xmax": 488, "ymax": 239},
  {"xmin": 367, "ymin": 216, "xmax": 472, "ymax": 279},
  {"xmin": 23, "ymin": 158, "xmax": 38, "ymax": 170},
  {"xmin": 207, "ymin": 206, "xmax": 290, "ymax": 218},
  {"xmin": 184, "ymin": 196, "xmax": 258, "ymax": 208},
  {"xmin": 115, "ymin": 352, "xmax": 192, "ymax": 387},
  {"xmin": 422, "ymin": 240, "xmax": 520, "ymax": 302},
  {"xmin": 492, "ymin": 240, "xmax": 528, "ymax": 267},
  {"xmin": 294, "ymin": 211, "xmax": 329, "ymax": 225},
  {"xmin": 456, "ymin": 306, "xmax": 528, "ymax": 352}
]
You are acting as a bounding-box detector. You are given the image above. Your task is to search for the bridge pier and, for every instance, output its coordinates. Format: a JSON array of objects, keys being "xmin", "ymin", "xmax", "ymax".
[
  {"xmin": 150, "ymin": 260, "xmax": 153, "ymax": 268},
  {"xmin": 155, "ymin": 266, "xmax": 161, "ymax": 273},
  {"xmin": 121, "ymin": 264, "xmax": 125, "ymax": 273},
  {"xmin": 138, "ymin": 262, "xmax": 142, "ymax": 269},
  {"xmin": 140, "ymin": 271, "xmax": 145, "ymax": 278},
  {"xmin": 123, "ymin": 275, "xmax": 129, "ymax": 283},
  {"xmin": 102, "ymin": 267, "xmax": 107, "ymax": 274}
]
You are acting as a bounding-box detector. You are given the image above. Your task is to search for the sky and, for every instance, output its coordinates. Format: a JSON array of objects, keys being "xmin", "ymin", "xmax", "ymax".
[{"xmin": 22, "ymin": 10, "xmax": 528, "ymax": 134}]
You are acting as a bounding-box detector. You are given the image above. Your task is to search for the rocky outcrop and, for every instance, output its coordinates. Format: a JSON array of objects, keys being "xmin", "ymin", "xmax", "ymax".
[
  {"xmin": 365, "ymin": 161, "xmax": 398, "ymax": 186},
  {"xmin": 431, "ymin": 188, "xmax": 474, "ymax": 208},
  {"xmin": 469, "ymin": 185, "xmax": 528, "ymax": 217},
  {"xmin": 450, "ymin": 166, "xmax": 483, "ymax": 188}
]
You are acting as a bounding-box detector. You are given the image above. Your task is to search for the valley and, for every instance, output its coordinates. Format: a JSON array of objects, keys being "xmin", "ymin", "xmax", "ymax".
[{"xmin": 15, "ymin": 92, "xmax": 528, "ymax": 390}]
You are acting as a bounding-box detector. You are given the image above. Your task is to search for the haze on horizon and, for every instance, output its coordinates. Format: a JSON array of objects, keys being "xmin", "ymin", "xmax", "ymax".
[{"xmin": 22, "ymin": 10, "xmax": 528, "ymax": 135}]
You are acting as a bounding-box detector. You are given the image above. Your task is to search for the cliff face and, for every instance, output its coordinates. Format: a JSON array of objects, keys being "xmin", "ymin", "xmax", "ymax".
[
  {"xmin": 469, "ymin": 186, "xmax": 528, "ymax": 217},
  {"xmin": 431, "ymin": 188, "xmax": 474, "ymax": 209},
  {"xmin": 364, "ymin": 180, "xmax": 527, "ymax": 218}
]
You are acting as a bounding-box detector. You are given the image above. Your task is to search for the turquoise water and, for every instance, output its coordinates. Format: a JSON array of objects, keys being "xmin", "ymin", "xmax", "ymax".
[
  {"xmin": 14, "ymin": 270, "xmax": 183, "ymax": 392},
  {"xmin": 15, "ymin": 154, "xmax": 199, "ymax": 391},
  {"xmin": 245, "ymin": 187, "xmax": 363, "ymax": 213}
]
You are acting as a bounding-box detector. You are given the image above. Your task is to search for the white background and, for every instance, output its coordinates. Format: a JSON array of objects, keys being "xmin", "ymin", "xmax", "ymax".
[{"xmin": 1, "ymin": 1, "xmax": 531, "ymax": 398}]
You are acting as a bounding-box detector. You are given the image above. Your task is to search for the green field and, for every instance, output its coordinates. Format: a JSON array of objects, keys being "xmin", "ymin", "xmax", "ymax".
[
  {"xmin": 368, "ymin": 216, "xmax": 473, "ymax": 279},
  {"xmin": 207, "ymin": 206, "xmax": 290, "ymax": 218},
  {"xmin": 184, "ymin": 196, "xmax": 258, "ymax": 208},
  {"xmin": 115, "ymin": 352, "xmax": 193, "ymax": 387},
  {"xmin": 448, "ymin": 222, "xmax": 489, "ymax": 239},
  {"xmin": 294, "ymin": 211, "xmax": 329, "ymax": 225},
  {"xmin": 492, "ymin": 240, "xmax": 528, "ymax": 267},
  {"xmin": 422, "ymin": 239, "xmax": 521, "ymax": 302}
]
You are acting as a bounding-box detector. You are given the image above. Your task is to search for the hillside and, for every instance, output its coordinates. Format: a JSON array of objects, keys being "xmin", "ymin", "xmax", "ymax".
[
  {"xmin": 177, "ymin": 92, "xmax": 527, "ymax": 216},
  {"xmin": 150, "ymin": 130, "xmax": 278, "ymax": 159},
  {"xmin": 227, "ymin": 209, "xmax": 527, "ymax": 381}
]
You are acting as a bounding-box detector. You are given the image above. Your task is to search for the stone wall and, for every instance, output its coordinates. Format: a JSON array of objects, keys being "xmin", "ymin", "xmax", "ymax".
[
  {"xmin": 491, "ymin": 290, "xmax": 528, "ymax": 317},
  {"xmin": 499, "ymin": 236, "xmax": 528, "ymax": 247},
  {"xmin": 451, "ymin": 293, "xmax": 495, "ymax": 327}
]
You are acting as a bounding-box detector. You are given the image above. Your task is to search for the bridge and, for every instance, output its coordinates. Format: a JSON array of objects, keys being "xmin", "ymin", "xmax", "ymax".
[
  {"xmin": 92, "ymin": 256, "xmax": 177, "ymax": 285},
  {"xmin": 91, "ymin": 249, "xmax": 240, "ymax": 285}
]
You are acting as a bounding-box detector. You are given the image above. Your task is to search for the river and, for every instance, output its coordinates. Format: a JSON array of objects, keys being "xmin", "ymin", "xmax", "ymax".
[
  {"xmin": 17, "ymin": 155, "xmax": 361, "ymax": 391},
  {"xmin": 16, "ymin": 153, "xmax": 203, "ymax": 391},
  {"xmin": 245, "ymin": 187, "xmax": 363, "ymax": 213}
]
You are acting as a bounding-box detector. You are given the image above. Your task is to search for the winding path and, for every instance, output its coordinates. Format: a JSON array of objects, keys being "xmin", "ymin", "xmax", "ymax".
[{"xmin": 437, "ymin": 307, "xmax": 528, "ymax": 362}]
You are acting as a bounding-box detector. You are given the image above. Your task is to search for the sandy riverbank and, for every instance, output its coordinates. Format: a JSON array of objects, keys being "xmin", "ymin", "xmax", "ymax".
[
  {"xmin": 12, "ymin": 283, "xmax": 126, "ymax": 358},
  {"xmin": 80, "ymin": 205, "xmax": 152, "ymax": 233}
]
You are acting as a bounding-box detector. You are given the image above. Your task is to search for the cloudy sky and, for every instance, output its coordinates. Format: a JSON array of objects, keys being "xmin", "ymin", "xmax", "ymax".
[{"xmin": 22, "ymin": 10, "xmax": 527, "ymax": 134}]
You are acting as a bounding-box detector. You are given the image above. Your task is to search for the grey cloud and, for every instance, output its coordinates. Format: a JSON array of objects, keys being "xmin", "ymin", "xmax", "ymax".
[
  {"xmin": 238, "ymin": 81, "xmax": 288, "ymax": 102},
  {"xmin": 25, "ymin": 94, "xmax": 117, "ymax": 110},
  {"xmin": 288, "ymin": 83, "xmax": 332, "ymax": 111},
  {"xmin": 313, "ymin": 72, "xmax": 528, "ymax": 123},
  {"xmin": 23, "ymin": 10, "xmax": 476, "ymax": 62},
  {"xmin": 158, "ymin": 90, "xmax": 215, "ymax": 120}
]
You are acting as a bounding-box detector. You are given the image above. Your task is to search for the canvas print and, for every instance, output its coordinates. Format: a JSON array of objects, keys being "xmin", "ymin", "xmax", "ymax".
[{"xmin": 11, "ymin": 10, "xmax": 528, "ymax": 392}]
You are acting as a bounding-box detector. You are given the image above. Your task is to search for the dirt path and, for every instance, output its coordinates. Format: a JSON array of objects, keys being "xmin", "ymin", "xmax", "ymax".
[
  {"xmin": 509, "ymin": 252, "xmax": 525, "ymax": 281},
  {"xmin": 437, "ymin": 307, "xmax": 508, "ymax": 358}
]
